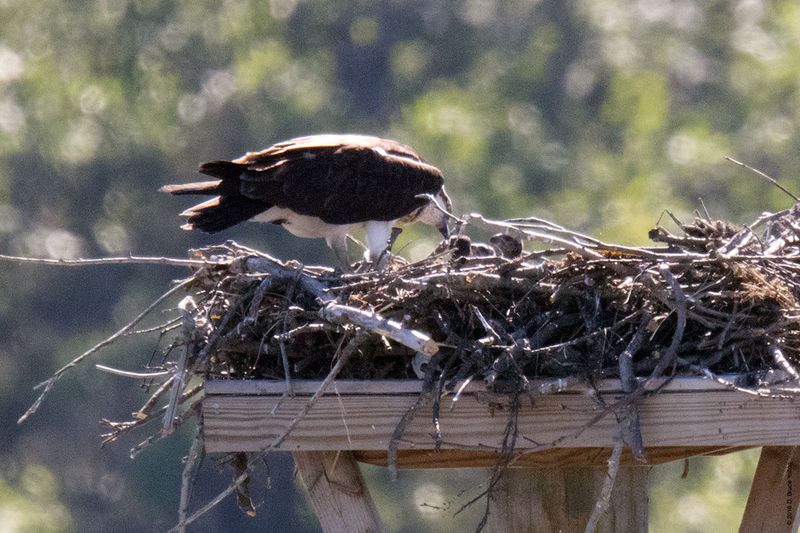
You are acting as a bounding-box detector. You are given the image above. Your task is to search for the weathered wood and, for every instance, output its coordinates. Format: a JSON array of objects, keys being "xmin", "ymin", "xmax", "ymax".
[
  {"xmin": 739, "ymin": 446, "xmax": 800, "ymax": 533},
  {"xmin": 485, "ymin": 466, "xmax": 648, "ymax": 532},
  {"xmin": 203, "ymin": 375, "xmax": 753, "ymax": 395},
  {"xmin": 353, "ymin": 446, "xmax": 750, "ymax": 469},
  {"xmin": 293, "ymin": 451, "xmax": 383, "ymax": 533},
  {"xmin": 201, "ymin": 379, "xmax": 794, "ymax": 532},
  {"xmin": 202, "ymin": 382, "xmax": 800, "ymax": 453}
]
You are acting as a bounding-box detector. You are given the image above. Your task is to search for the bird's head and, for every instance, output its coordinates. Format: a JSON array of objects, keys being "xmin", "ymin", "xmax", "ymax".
[{"xmin": 416, "ymin": 187, "xmax": 452, "ymax": 239}]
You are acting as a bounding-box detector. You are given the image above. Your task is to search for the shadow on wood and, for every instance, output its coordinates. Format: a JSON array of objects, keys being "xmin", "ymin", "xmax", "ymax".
[{"xmin": 353, "ymin": 446, "xmax": 750, "ymax": 469}]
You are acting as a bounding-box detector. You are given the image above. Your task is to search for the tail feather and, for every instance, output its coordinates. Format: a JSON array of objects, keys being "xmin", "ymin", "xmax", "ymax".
[
  {"xmin": 181, "ymin": 196, "xmax": 268, "ymax": 233},
  {"xmin": 199, "ymin": 160, "xmax": 247, "ymax": 180},
  {"xmin": 179, "ymin": 196, "xmax": 221, "ymax": 217},
  {"xmin": 164, "ymin": 159, "xmax": 264, "ymax": 233},
  {"xmin": 160, "ymin": 180, "xmax": 221, "ymax": 195}
]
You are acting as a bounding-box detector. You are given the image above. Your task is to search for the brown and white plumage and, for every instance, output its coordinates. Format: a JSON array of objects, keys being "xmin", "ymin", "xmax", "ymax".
[{"xmin": 161, "ymin": 134, "xmax": 451, "ymax": 263}]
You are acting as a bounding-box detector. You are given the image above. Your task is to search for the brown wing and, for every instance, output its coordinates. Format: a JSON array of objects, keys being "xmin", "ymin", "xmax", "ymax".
[
  {"xmin": 232, "ymin": 135, "xmax": 444, "ymax": 225},
  {"xmin": 162, "ymin": 134, "xmax": 444, "ymax": 231},
  {"xmin": 239, "ymin": 134, "xmax": 426, "ymax": 165}
]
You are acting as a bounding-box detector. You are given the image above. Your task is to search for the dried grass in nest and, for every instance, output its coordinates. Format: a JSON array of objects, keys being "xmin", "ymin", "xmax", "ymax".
[{"xmin": 12, "ymin": 202, "xmax": 800, "ymax": 531}]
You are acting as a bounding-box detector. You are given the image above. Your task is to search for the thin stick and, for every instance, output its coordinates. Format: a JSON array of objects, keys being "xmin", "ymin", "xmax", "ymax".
[
  {"xmin": 726, "ymin": 157, "xmax": 800, "ymax": 201},
  {"xmin": 618, "ymin": 313, "xmax": 650, "ymax": 462},
  {"xmin": 18, "ymin": 278, "xmax": 192, "ymax": 424},
  {"xmin": 682, "ymin": 362, "xmax": 798, "ymax": 399},
  {"xmin": 95, "ymin": 364, "xmax": 171, "ymax": 379},
  {"xmin": 388, "ymin": 392, "xmax": 432, "ymax": 481},
  {"xmin": 125, "ymin": 318, "xmax": 182, "ymax": 336},
  {"xmin": 584, "ymin": 438, "xmax": 624, "ymax": 533},
  {"xmin": 130, "ymin": 404, "xmax": 199, "ymax": 458},
  {"xmin": 242, "ymin": 256, "xmax": 332, "ymax": 303},
  {"xmin": 178, "ymin": 420, "xmax": 205, "ymax": 533},
  {"xmin": 163, "ymin": 297, "xmax": 198, "ymax": 435},
  {"xmin": 280, "ymin": 273, "xmax": 302, "ymax": 395},
  {"xmin": 0, "ymin": 253, "xmax": 221, "ymax": 268},
  {"xmin": 466, "ymin": 213, "xmax": 605, "ymax": 260},
  {"xmin": 646, "ymin": 265, "xmax": 687, "ymax": 381},
  {"xmin": 134, "ymin": 375, "xmax": 175, "ymax": 420},
  {"xmin": 102, "ymin": 385, "xmax": 203, "ymax": 445},
  {"xmin": 769, "ymin": 343, "xmax": 800, "ymax": 381}
]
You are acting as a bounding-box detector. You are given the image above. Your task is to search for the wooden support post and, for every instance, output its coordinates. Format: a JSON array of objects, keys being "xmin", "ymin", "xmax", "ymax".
[
  {"xmin": 739, "ymin": 447, "xmax": 800, "ymax": 533},
  {"xmin": 486, "ymin": 466, "xmax": 649, "ymax": 533},
  {"xmin": 293, "ymin": 451, "xmax": 384, "ymax": 533}
]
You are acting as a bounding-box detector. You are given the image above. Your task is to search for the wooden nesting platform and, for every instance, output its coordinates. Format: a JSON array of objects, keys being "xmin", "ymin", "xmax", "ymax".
[{"xmin": 202, "ymin": 377, "xmax": 800, "ymax": 532}]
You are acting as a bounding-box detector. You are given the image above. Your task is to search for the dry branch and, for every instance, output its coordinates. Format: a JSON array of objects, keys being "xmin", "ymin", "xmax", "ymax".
[
  {"xmin": 320, "ymin": 303, "xmax": 439, "ymax": 356},
  {"xmin": 178, "ymin": 418, "xmax": 204, "ymax": 533},
  {"xmin": 584, "ymin": 438, "xmax": 625, "ymax": 533},
  {"xmin": 17, "ymin": 277, "xmax": 192, "ymax": 424}
]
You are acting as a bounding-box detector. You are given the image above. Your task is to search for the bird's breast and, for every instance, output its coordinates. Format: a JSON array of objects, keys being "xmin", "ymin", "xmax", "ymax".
[{"xmin": 252, "ymin": 207, "xmax": 353, "ymax": 239}]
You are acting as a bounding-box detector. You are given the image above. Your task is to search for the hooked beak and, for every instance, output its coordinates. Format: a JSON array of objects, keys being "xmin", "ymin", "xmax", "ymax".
[
  {"xmin": 416, "ymin": 187, "xmax": 453, "ymax": 239},
  {"xmin": 435, "ymin": 187, "xmax": 452, "ymax": 239},
  {"xmin": 437, "ymin": 218, "xmax": 450, "ymax": 239}
]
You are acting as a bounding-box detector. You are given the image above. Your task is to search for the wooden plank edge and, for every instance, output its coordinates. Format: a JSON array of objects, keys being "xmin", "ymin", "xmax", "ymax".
[
  {"xmin": 352, "ymin": 446, "xmax": 752, "ymax": 469},
  {"xmin": 202, "ymin": 388, "xmax": 800, "ymax": 452},
  {"xmin": 204, "ymin": 374, "xmax": 777, "ymax": 396}
]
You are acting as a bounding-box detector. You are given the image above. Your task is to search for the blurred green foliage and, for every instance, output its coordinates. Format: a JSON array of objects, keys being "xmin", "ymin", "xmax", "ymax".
[
  {"xmin": 0, "ymin": 464, "xmax": 73, "ymax": 532},
  {"xmin": 650, "ymin": 449, "xmax": 762, "ymax": 533},
  {"xmin": 2, "ymin": 0, "xmax": 797, "ymax": 531}
]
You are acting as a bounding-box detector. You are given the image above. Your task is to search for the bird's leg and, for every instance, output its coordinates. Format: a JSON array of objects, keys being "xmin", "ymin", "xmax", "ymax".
[
  {"xmin": 373, "ymin": 227, "xmax": 404, "ymax": 270},
  {"xmin": 327, "ymin": 235, "xmax": 353, "ymax": 271},
  {"xmin": 363, "ymin": 220, "xmax": 394, "ymax": 270},
  {"xmin": 388, "ymin": 227, "xmax": 403, "ymax": 251}
]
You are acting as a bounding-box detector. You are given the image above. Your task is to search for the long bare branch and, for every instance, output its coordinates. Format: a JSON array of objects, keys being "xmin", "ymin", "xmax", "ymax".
[
  {"xmin": 0, "ymin": 253, "xmax": 221, "ymax": 268},
  {"xmin": 18, "ymin": 278, "xmax": 192, "ymax": 424}
]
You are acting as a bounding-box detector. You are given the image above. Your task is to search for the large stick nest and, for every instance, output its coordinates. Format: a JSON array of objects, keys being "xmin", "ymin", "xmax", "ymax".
[{"xmin": 186, "ymin": 206, "xmax": 800, "ymax": 390}]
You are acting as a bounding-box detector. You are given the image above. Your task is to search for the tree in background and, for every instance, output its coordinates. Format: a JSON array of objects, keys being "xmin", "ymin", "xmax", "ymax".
[{"xmin": 1, "ymin": 1, "xmax": 794, "ymax": 531}]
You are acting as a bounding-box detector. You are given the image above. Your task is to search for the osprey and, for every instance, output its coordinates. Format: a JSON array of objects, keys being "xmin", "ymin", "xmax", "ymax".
[{"xmin": 161, "ymin": 134, "xmax": 451, "ymax": 264}]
